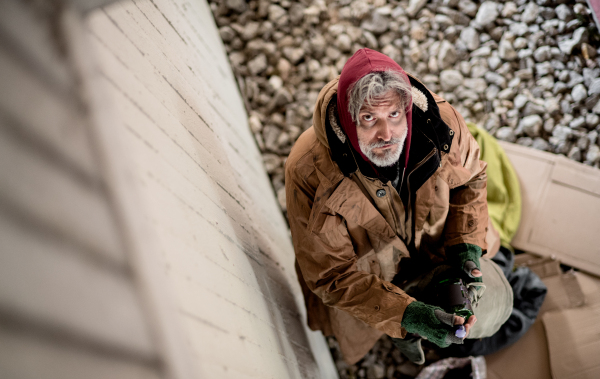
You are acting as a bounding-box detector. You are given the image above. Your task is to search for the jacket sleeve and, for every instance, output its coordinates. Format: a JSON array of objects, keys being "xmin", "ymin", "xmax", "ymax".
[
  {"xmin": 285, "ymin": 158, "xmax": 416, "ymax": 338},
  {"xmin": 441, "ymin": 104, "xmax": 489, "ymax": 252}
]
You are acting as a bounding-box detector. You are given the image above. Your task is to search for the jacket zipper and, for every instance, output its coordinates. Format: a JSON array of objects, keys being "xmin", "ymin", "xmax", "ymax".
[{"xmin": 406, "ymin": 148, "xmax": 437, "ymax": 242}]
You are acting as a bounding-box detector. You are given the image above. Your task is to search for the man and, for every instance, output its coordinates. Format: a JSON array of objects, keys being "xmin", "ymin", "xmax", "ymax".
[{"xmin": 285, "ymin": 48, "xmax": 510, "ymax": 365}]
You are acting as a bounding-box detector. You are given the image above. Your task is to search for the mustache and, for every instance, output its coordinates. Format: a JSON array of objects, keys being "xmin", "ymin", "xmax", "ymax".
[{"xmin": 367, "ymin": 137, "xmax": 405, "ymax": 148}]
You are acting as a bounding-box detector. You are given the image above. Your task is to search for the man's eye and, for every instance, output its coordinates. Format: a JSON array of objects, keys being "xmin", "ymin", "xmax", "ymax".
[
  {"xmin": 363, "ymin": 115, "xmax": 374, "ymax": 122},
  {"xmin": 390, "ymin": 111, "xmax": 400, "ymax": 118}
]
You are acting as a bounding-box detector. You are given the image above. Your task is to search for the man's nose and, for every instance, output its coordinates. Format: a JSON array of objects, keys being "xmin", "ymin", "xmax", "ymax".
[{"xmin": 377, "ymin": 119, "xmax": 393, "ymax": 141}]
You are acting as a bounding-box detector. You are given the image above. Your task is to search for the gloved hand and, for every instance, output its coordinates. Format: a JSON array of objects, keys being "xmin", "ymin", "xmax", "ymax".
[
  {"xmin": 446, "ymin": 243, "xmax": 483, "ymax": 283},
  {"xmin": 401, "ymin": 301, "xmax": 467, "ymax": 348}
]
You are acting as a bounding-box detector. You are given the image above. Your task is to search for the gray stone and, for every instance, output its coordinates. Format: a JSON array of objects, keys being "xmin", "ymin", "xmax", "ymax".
[
  {"xmin": 516, "ymin": 68, "xmax": 534, "ymax": 80},
  {"xmin": 361, "ymin": 12, "xmax": 390, "ymax": 35},
  {"xmin": 568, "ymin": 146, "xmax": 582, "ymax": 161},
  {"xmin": 572, "ymin": 84, "xmax": 588, "ymax": 103},
  {"xmin": 533, "ymin": 46, "xmax": 552, "ymax": 62},
  {"xmin": 517, "ymin": 137, "xmax": 534, "ymax": 147},
  {"xmin": 471, "ymin": 46, "xmax": 492, "ymax": 57},
  {"xmin": 268, "ymin": 4, "xmax": 287, "ymax": 22},
  {"xmin": 535, "ymin": 62, "xmax": 554, "ymax": 77},
  {"xmin": 536, "ymin": 76, "xmax": 555, "ymax": 91},
  {"xmin": 518, "ymin": 49, "xmax": 533, "ymax": 59},
  {"xmin": 460, "ymin": 27, "xmax": 480, "ymax": 51},
  {"xmin": 555, "ymin": 4, "xmax": 574, "ymax": 22},
  {"xmin": 488, "ymin": 55, "xmax": 502, "ymax": 70},
  {"xmin": 522, "ymin": 2, "xmax": 539, "ymax": 24},
  {"xmin": 459, "ymin": 0, "xmax": 479, "ymax": 17},
  {"xmin": 499, "ymin": 39, "xmax": 518, "ymax": 61},
  {"xmin": 336, "ymin": 34, "xmax": 353, "ymax": 52},
  {"xmin": 485, "ymin": 72, "xmax": 507, "ymax": 88},
  {"xmin": 586, "ymin": 113, "xmax": 600, "ymax": 128},
  {"xmin": 583, "ymin": 68, "xmax": 600, "ymax": 88},
  {"xmin": 496, "ymin": 127, "xmax": 517, "ymax": 142},
  {"xmin": 570, "ymin": 117, "xmax": 586, "ymax": 129},
  {"xmin": 485, "ymin": 114, "xmax": 501, "ymax": 131},
  {"xmin": 464, "ymin": 78, "xmax": 488, "ymax": 93},
  {"xmin": 514, "ymin": 94, "xmax": 529, "ymax": 110},
  {"xmin": 513, "ymin": 37, "xmax": 528, "ymax": 50},
  {"xmin": 438, "ymin": 40, "xmax": 457, "ymax": 69},
  {"xmin": 545, "ymin": 98, "xmax": 561, "ymax": 115},
  {"xmin": 475, "ymin": 2, "xmax": 500, "ymax": 27},
  {"xmin": 509, "ymin": 22, "xmax": 529, "ymax": 37},
  {"xmin": 523, "ymin": 102, "xmax": 546, "ymax": 116},
  {"xmin": 532, "ymin": 137, "xmax": 550, "ymax": 151},
  {"xmin": 498, "ymin": 87, "xmax": 516, "ymax": 100},
  {"xmin": 559, "ymin": 27, "xmax": 588, "ymax": 55},
  {"xmin": 219, "ymin": 26, "xmax": 236, "ymax": 42},
  {"xmin": 501, "ymin": 2, "xmax": 518, "ymax": 18},
  {"xmin": 520, "ymin": 114, "xmax": 543, "ymax": 137},
  {"xmin": 541, "ymin": 19, "xmax": 561, "ymax": 36},
  {"xmin": 544, "ymin": 118, "xmax": 555, "ymax": 133},
  {"xmin": 589, "ymin": 130, "xmax": 599, "ymax": 145},
  {"xmin": 486, "ymin": 84, "xmax": 501, "ymax": 100},
  {"xmin": 585, "ymin": 145, "xmax": 600, "ymax": 164},
  {"xmin": 440, "ymin": 70, "xmax": 464, "ymax": 92},
  {"xmin": 553, "ymin": 82, "xmax": 569, "ymax": 95},
  {"xmin": 248, "ymin": 54, "xmax": 268, "ymax": 75},
  {"xmin": 471, "ymin": 64, "xmax": 488, "ymax": 78},
  {"xmin": 406, "ymin": 0, "xmax": 428, "ymax": 17},
  {"xmin": 578, "ymin": 135, "xmax": 590, "ymax": 150},
  {"xmin": 553, "ymin": 125, "xmax": 572, "ymax": 141},
  {"xmin": 589, "ymin": 78, "xmax": 600, "ymax": 96},
  {"xmin": 226, "ymin": 0, "xmax": 247, "ymax": 13},
  {"xmin": 283, "ymin": 47, "xmax": 305, "ymax": 64}
]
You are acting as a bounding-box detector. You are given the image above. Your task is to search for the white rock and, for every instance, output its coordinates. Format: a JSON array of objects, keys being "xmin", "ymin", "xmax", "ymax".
[
  {"xmin": 520, "ymin": 115, "xmax": 543, "ymax": 137},
  {"xmin": 475, "ymin": 2, "xmax": 500, "ymax": 27},
  {"xmin": 406, "ymin": 0, "xmax": 428, "ymax": 17},
  {"xmin": 248, "ymin": 54, "xmax": 268, "ymax": 75},
  {"xmin": 464, "ymin": 78, "xmax": 488, "ymax": 93},
  {"xmin": 438, "ymin": 40, "xmax": 457, "ymax": 69},
  {"xmin": 496, "ymin": 127, "xmax": 517, "ymax": 142},
  {"xmin": 572, "ymin": 84, "xmax": 588, "ymax": 103},
  {"xmin": 440, "ymin": 70, "xmax": 464, "ymax": 92},
  {"xmin": 499, "ymin": 39, "xmax": 517, "ymax": 61},
  {"xmin": 460, "ymin": 27, "xmax": 480, "ymax": 51},
  {"xmin": 501, "ymin": 2, "xmax": 518, "ymax": 18},
  {"xmin": 521, "ymin": 2, "xmax": 539, "ymax": 24},
  {"xmin": 559, "ymin": 27, "xmax": 588, "ymax": 55}
]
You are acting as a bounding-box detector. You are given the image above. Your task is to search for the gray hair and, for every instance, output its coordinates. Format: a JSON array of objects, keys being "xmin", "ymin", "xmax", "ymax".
[{"xmin": 347, "ymin": 70, "xmax": 412, "ymax": 124}]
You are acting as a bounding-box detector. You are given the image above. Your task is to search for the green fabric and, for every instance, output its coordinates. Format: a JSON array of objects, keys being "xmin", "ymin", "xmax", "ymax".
[
  {"xmin": 447, "ymin": 243, "xmax": 483, "ymax": 282},
  {"xmin": 467, "ymin": 123, "xmax": 522, "ymax": 247},
  {"xmin": 402, "ymin": 301, "xmax": 453, "ymax": 348}
]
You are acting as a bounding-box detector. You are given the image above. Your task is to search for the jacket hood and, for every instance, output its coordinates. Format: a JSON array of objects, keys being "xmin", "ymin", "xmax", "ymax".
[
  {"xmin": 313, "ymin": 76, "xmax": 339, "ymax": 149},
  {"xmin": 337, "ymin": 48, "xmax": 413, "ymax": 170}
]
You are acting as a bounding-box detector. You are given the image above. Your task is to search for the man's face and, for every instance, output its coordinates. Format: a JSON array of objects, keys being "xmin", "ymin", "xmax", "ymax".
[{"xmin": 356, "ymin": 90, "xmax": 408, "ymax": 167}]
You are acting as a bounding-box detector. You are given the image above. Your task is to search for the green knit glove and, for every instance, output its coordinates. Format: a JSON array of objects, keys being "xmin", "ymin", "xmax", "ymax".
[
  {"xmin": 401, "ymin": 301, "xmax": 465, "ymax": 348},
  {"xmin": 447, "ymin": 243, "xmax": 483, "ymax": 283}
]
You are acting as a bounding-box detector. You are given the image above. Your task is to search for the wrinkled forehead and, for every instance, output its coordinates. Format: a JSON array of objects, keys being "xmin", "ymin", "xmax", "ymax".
[{"xmin": 360, "ymin": 90, "xmax": 402, "ymax": 112}]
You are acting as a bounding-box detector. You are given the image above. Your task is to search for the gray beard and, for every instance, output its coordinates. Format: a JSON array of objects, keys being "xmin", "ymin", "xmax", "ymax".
[{"xmin": 359, "ymin": 133, "xmax": 407, "ymax": 167}]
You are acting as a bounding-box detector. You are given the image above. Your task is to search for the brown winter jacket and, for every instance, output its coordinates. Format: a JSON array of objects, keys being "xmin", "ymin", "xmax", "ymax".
[{"xmin": 285, "ymin": 75, "xmax": 488, "ymax": 364}]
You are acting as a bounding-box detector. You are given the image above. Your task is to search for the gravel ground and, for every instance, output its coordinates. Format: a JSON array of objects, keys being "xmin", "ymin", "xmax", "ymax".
[{"xmin": 208, "ymin": 0, "xmax": 600, "ymax": 377}]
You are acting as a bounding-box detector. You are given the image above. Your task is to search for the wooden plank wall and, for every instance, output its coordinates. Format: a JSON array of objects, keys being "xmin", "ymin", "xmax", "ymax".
[
  {"xmin": 86, "ymin": 0, "xmax": 336, "ymax": 377},
  {"xmin": 0, "ymin": 0, "xmax": 337, "ymax": 378},
  {"xmin": 0, "ymin": 1, "xmax": 168, "ymax": 378}
]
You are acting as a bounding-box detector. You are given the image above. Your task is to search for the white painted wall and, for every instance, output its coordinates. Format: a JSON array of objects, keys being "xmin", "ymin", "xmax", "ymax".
[
  {"xmin": 0, "ymin": 0, "xmax": 336, "ymax": 378},
  {"xmin": 86, "ymin": 0, "xmax": 336, "ymax": 377}
]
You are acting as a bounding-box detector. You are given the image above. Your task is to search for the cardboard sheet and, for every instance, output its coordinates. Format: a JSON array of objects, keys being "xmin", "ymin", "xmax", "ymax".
[
  {"xmin": 486, "ymin": 320, "xmax": 551, "ymax": 379},
  {"xmin": 499, "ymin": 142, "xmax": 600, "ymax": 277},
  {"xmin": 543, "ymin": 305, "xmax": 600, "ymax": 379}
]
